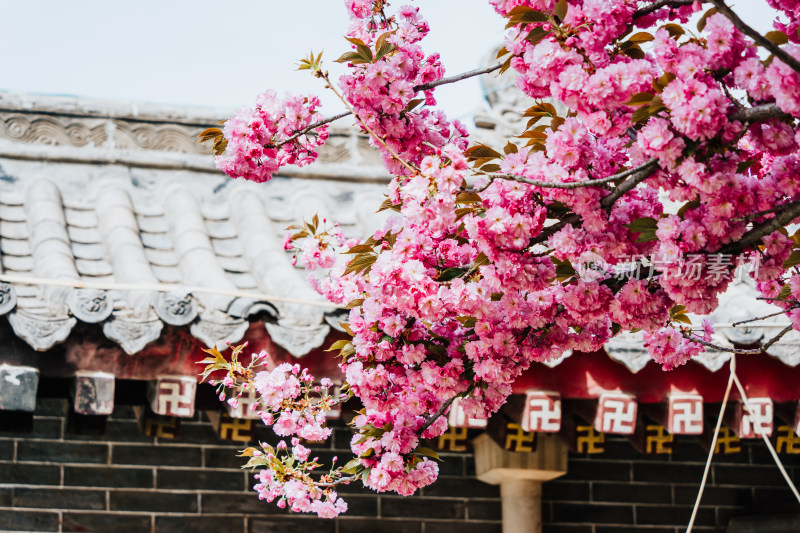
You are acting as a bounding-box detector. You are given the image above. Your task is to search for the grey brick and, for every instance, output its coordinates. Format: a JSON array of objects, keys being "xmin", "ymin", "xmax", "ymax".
[
  {"xmin": 17, "ymin": 440, "xmax": 108, "ymax": 464},
  {"xmin": 0, "ymin": 510, "xmax": 59, "ymax": 532},
  {"xmin": 64, "ymin": 465, "xmax": 153, "ymax": 488},
  {"xmin": 13, "ymin": 488, "xmax": 106, "ymax": 510},
  {"xmin": 63, "ymin": 512, "xmax": 151, "ymax": 532},
  {"xmin": 112, "ymin": 444, "xmax": 201, "ymax": 466},
  {"xmin": 110, "ymin": 490, "xmax": 198, "ymax": 512}
]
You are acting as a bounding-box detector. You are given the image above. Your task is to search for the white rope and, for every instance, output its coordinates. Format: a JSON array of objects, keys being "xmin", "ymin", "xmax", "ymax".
[
  {"xmin": 0, "ymin": 273, "xmax": 340, "ymax": 309},
  {"xmin": 686, "ymin": 355, "xmax": 800, "ymax": 533},
  {"xmin": 685, "ymin": 356, "xmax": 735, "ymax": 533},
  {"xmin": 730, "ymin": 370, "xmax": 800, "ymax": 504}
]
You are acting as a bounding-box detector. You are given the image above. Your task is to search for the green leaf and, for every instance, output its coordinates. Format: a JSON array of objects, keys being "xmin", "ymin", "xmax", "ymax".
[
  {"xmin": 783, "ymin": 250, "xmax": 800, "ymax": 269},
  {"xmin": 627, "ymin": 32, "xmax": 654, "ymax": 43},
  {"xmin": 765, "ymin": 31, "xmax": 789, "ymax": 45},
  {"xmin": 341, "ymin": 458, "xmax": 362, "ymax": 474},
  {"xmin": 737, "ymin": 160, "xmax": 757, "ymax": 174},
  {"xmin": 414, "ymin": 446, "xmax": 442, "ymax": 461},
  {"xmin": 631, "ymin": 105, "xmax": 653, "ymax": 123},
  {"xmin": 662, "ymin": 23, "xmax": 685, "ymax": 38},
  {"xmin": 404, "ymin": 98, "xmax": 424, "ymax": 112},
  {"xmin": 626, "ymin": 92, "xmax": 655, "ymax": 106},
  {"xmin": 344, "ymin": 298, "xmax": 365, "ymax": 310},
  {"xmin": 344, "ymin": 244, "xmax": 375, "ymax": 254},
  {"xmin": 335, "ymin": 51, "xmax": 362, "ymax": 64},
  {"xmin": 375, "ymin": 42, "xmax": 397, "ymax": 61},
  {"xmin": 525, "ymin": 26, "xmax": 551, "ymax": 46},
  {"xmin": 553, "ymin": 0, "xmax": 568, "ymax": 23},
  {"xmin": 627, "ymin": 217, "xmax": 658, "ymax": 243},
  {"xmin": 326, "ymin": 339, "xmax": 352, "ymax": 352},
  {"xmin": 465, "ymin": 144, "xmax": 503, "ymax": 160},
  {"xmin": 777, "ymin": 284, "xmax": 792, "ymax": 300},
  {"xmin": 627, "ymin": 217, "xmax": 658, "ymax": 233},
  {"xmin": 456, "ymin": 191, "xmax": 483, "ymax": 204},
  {"xmin": 673, "ymin": 313, "xmax": 692, "ymax": 325},
  {"xmin": 438, "ymin": 267, "xmax": 468, "ymax": 282},
  {"xmin": 677, "ymin": 199, "xmax": 700, "ymax": 218},
  {"xmin": 697, "ymin": 7, "xmax": 718, "ymax": 32}
]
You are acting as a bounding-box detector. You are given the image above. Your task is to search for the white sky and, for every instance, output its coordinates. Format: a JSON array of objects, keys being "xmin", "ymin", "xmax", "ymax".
[{"xmin": 0, "ymin": 1, "xmax": 776, "ymax": 123}]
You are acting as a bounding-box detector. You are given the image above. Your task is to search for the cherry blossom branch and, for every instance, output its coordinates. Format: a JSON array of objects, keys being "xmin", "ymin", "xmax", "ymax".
[
  {"xmin": 730, "ymin": 103, "xmax": 792, "ymax": 123},
  {"xmin": 271, "ymin": 62, "xmax": 505, "ymax": 150},
  {"xmin": 418, "ymin": 394, "xmax": 461, "ymax": 436},
  {"xmin": 632, "ymin": 0, "xmax": 697, "ymax": 20},
  {"xmin": 731, "ymin": 305, "xmax": 799, "ymax": 327},
  {"xmin": 600, "ymin": 159, "xmax": 659, "ymax": 208},
  {"xmin": 268, "ymin": 111, "xmax": 351, "ymax": 149},
  {"xmin": 708, "ymin": 0, "xmax": 800, "ymax": 74},
  {"xmin": 722, "ymin": 200, "xmax": 800, "ymax": 252},
  {"xmin": 733, "ymin": 200, "xmax": 800, "ymax": 222},
  {"xmin": 414, "ymin": 61, "xmax": 504, "ymax": 92},
  {"xmin": 685, "ymin": 324, "xmax": 795, "ymax": 355},
  {"xmin": 320, "ymin": 72, "xmax": 420, "ymax": 175}
]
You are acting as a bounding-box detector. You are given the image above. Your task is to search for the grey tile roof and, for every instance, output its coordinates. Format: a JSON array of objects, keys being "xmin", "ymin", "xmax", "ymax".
[{"xmin": 0, "ymin": 93, "xmax": 387, "ymax": 357}]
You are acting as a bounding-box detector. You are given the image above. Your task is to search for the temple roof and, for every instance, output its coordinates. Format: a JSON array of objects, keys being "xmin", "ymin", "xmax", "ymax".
[{"xmin": 0, "ymin": 92, "xmax": 386, "ymax": 357}]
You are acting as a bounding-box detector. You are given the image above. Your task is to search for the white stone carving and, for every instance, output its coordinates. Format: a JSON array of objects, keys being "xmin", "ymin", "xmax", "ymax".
[
  {"xmin": 67, "ymin": 288, "xmax": 113, "ymax": 323},
  {"xmin": 265, "ymin": 322, "xmax": 331, "ymax": 358},
  {"xmin": 0, "ymin": 282, "xmax": 17, "ymax": 314},
  {"xmin": 8, "ymin": 310, "xmax": 76, "ymax": 351},
  {"xmin": 190, "ymin": 312, "xmax": 249, "ymax": 348},
  {"xmin": 153, "ymin": 290, "xmax": 198, "ymax": 326},
  {"xmin": 103, "ymin": 313, "xmax": 164, "ymax": 355}
]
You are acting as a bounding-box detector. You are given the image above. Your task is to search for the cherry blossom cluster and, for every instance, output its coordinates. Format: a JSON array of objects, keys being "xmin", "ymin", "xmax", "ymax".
[
  {"xmin": 214, "ymin": 91, "xmax": 328, "ymax": 183},
  {"xmin": 212, "ymin": 0, "xmax": 800, "ymax": 517}
]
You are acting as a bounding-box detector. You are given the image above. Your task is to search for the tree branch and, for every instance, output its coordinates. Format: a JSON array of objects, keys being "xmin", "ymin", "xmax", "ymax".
[
  {"xmin": 721, "ymin": 200, "xmax": 800, "ymax": 253},
  {"xmin": 413, "ymin": 61, "xmax": 504, "ymax": 92},
  {"xmin": 418, "ymin": 395, "xmax": 460, "ymax": 436},
  {"xmin": 730, "ymin": 103, "xmax": 791, "ymax": 123},
  {"xmin": 632, "ymin": 0, "xmax": 697, "ymax": 20},
  {"xmin": 600, "ymin": 159, "xmax": 659, "ymax": 208},
  {"xmin": 708, "ymin": 0, "xmax": 800, "ymax": 74},
  {"xmin": 762, "ymin": 325, "xmax": 795, "ymax": 352},
  {"xmin": 269, "ymin": 111, "xmax": 352, "ymax": 149},
  {"xmin": 272, "ymin": 62, "xmax": 506, "ymax": 150},
  {"xmin": 732, "ymin": 305, "xmax": 798, "ymax": 327}
]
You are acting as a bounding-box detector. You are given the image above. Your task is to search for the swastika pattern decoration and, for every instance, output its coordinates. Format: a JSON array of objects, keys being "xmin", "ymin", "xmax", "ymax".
[{"xmin": 522, "ymin": 391, "xmax": 561, "ymax": 433}]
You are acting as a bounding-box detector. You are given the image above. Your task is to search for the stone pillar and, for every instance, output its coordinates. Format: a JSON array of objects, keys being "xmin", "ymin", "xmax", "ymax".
[{"xmin": 474, "ymin": 433, "xmax": 568, "ymax": 533}]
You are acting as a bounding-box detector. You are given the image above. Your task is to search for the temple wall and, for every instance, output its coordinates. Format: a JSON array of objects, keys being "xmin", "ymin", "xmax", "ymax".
[{"xmin": 1, "ymin": 385, "xmax": 800, "ymax": 532}]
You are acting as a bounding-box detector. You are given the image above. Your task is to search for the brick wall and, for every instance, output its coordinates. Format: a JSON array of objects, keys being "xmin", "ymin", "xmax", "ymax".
[
  {"xmin": 542, "ymin": 435, "xmax": 800, "ymax": 533},
  {"xmin": 2, "ymin": 389, "xmax": 800, "ymax": 533},
  {"xmin": 0, "ymin": 393, "xmax": 502, "ymax": 533}
]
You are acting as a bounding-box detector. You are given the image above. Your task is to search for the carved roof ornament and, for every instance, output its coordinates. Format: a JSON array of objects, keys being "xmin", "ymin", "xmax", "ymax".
[
  {"xmin": 67, "ymin": 288, "xmax": 113, "ymax": 323},
  {"xmin": 153, "ymin": 290, "xmax": 199, "ymax": 327},
  {"xmin": 0, "ymin": 282, "xmax": 17, "ymax": 315}
]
